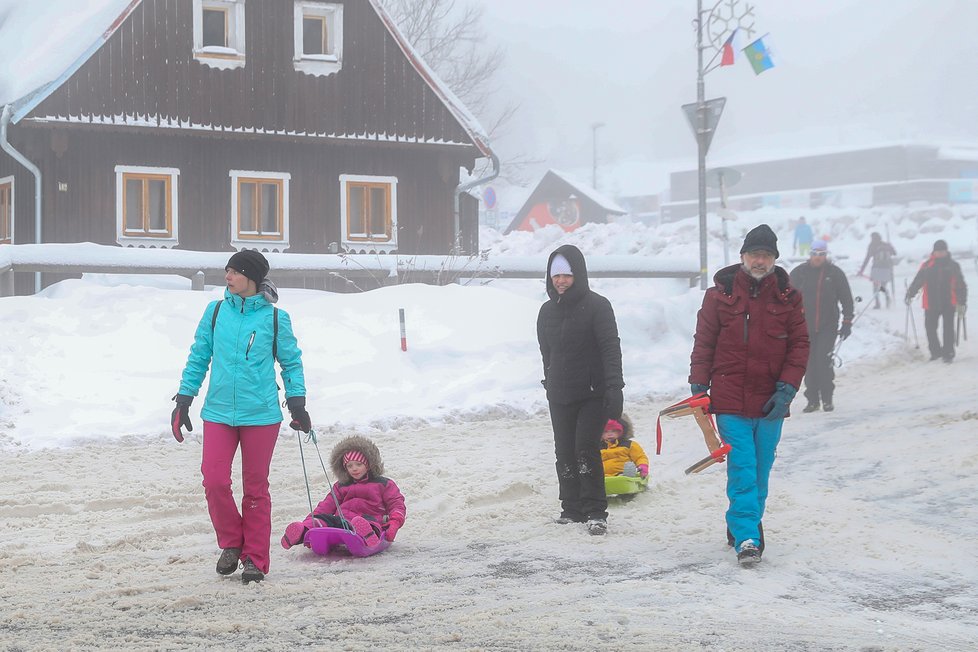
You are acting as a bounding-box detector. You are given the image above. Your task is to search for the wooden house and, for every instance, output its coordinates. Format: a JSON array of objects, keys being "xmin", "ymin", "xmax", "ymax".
[{"xmin": 0, "ymin": 0, "xmax": 495, "ymax": 293}]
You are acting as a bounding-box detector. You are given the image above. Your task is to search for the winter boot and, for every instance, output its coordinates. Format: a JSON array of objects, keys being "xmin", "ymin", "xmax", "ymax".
[
  {"xmin": 554, "ymin": 512, "xmax": 585, "ymax": 525},
  {"xmin": 350, "ymin": 516, "xmax": 381, "ymax": 547},
  {"xmin": 586, "ymin": 518, "xmax": 608, "ymax": 536},
  {"xmin": 216, "ymin": 547, "xmax": 242, "ymax": 575},
  {"xmin": 822, "ymin": 401, "xmax": 834, "ymax": 412},
  {"xmin": 802, "ymin": 400, "xmax": 819, "ymax": 413},
  {"xmin": 281, "ymin": 522, "xmax": 308, "ymax": 550},
  {"xmin": 727, "ymin": 522, "xmax": 764, "ymax": 553},
  {"xmin": 622, "ymin": 461, "xmax": 638, "ymax": 477},
  {"xmin": 241, "ymin": 558, "xmax": 264, "ymax": 584},
  {"xmin": 737, "ymin": 541, "xmax": 762, "ymax": 566}
]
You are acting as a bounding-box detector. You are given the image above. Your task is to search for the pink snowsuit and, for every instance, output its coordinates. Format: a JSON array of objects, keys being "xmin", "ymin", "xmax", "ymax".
[{"xmin": 303, "ymin": 475, "xmax": 406, "ymax": 533}]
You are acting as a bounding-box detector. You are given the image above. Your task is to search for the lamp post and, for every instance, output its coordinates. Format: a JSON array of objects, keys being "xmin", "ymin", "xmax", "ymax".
[{"xmin": 591, "ymin": 122, "xmax": 605, "ymax": 189}]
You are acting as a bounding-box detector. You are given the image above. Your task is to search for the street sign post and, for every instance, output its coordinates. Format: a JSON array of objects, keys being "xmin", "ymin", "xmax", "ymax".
[{"xmin": 682, "ymin": 97, "xmax": 726, "ymax": 157}]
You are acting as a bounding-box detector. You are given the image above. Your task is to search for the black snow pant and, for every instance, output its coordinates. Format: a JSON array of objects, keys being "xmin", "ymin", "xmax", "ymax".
[
  {"xmin": 924, "ymin": 307, "xmax": 956, "ymax": 360},
  {"xmin": 803, "ymin": 328, "xmax": 838, "ymax": 405},
  {"xmin": 548, "ymin": 397, "xmax": 608, "ymax": 521}
]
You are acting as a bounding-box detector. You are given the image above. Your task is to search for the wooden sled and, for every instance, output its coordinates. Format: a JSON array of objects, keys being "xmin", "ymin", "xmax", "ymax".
[
  {"xmin": 656, "ymin": 392, "xmax": 732, "ymax": 475},
  {"xmin": 304, "ymin": 527, "xmax": 391, "ymax": 558}
]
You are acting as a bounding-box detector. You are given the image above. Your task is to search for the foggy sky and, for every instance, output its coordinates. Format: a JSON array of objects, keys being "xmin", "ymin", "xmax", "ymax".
[{"xmin": 475, "ymin": 0, "xmax": 978, "ymax": 183}]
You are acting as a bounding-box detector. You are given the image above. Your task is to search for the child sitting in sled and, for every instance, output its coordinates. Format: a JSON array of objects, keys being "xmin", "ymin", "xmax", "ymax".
[
  {"xmin": 601, "ymin": 415, "xmax": 649, "ymax": 479},
  {"xmin": 281, "ymin": 435, "xmax": 406, "ymax": 549}
]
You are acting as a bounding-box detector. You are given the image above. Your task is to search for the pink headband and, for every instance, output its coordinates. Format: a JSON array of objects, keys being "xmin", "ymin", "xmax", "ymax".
[
  {"xmin": 605, "ymin": 419, "xmax": 624, "ymax": 434},
  {"xmin": 343, "ymin": 450, "xmax": 367, "ymax": 467}
]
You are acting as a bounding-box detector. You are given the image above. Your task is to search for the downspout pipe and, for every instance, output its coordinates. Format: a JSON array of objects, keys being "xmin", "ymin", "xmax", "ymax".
[
  {"xmin": 1, "ymin": 104, "xmax": 43, "ymax": 293},
  {"xmin": 453, "ymin": 150, "xmax": 500, "ymax": 254}
]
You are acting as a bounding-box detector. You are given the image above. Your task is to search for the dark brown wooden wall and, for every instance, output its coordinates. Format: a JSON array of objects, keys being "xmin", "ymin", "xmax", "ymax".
[
  {"xmin": 30, "ymin": 0, "xmax": 475, "ymax": 149},
  {"xmin": 3, "ymin": 125, "xmax": 464, "ymax": 255}
]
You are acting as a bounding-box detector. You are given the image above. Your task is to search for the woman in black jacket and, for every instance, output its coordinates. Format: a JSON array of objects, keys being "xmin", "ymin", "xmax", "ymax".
[{"xmin": 537, "ymin": 245, "xmax": 624, "ymax": 536}]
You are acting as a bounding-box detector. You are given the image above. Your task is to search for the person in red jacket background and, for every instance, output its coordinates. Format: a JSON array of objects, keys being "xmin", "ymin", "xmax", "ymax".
[
  {"xmin": 905, "ymin": 239, "xmax": 968, "ymax": 363},
  {"xmin": 689, "ymin": 224, "xmax": 809, "ymax": 566}
]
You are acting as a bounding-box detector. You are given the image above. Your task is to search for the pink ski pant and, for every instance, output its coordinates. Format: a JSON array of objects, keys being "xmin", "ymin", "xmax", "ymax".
[{"xmin": 201, "ymin": 420, "xmax": 280, "ymax": 574}]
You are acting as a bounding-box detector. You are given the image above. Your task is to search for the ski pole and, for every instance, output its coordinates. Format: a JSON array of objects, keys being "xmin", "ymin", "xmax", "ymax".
[{"xmin": 908, "ymin": 302, "xmax": 920, "ymax": 349}]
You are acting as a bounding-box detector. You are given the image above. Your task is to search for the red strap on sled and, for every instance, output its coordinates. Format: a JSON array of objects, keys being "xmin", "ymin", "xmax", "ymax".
[{"xmin": 655, "ymin": 393, "xmax": 711, "ymax": 455}]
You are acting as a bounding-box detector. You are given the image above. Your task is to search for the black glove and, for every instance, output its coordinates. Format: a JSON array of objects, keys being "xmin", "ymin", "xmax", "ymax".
[
  {"xmin": 838, "ymin": 320, "xmax": 852, "ymax": 340},
  {"xmin": 904, "ymin": 293, "xmax": 913, "ymax": 305},
  {"xmin": 603, "ymin": 388, "xmax": 624, "ymax": 420},
  {"xmin": 287, "ymin": 396, "xmax": 312, "ymax": 433},
  {"xmin": 171, "ymin": 394, "xmax": 193, "ymax": 443},
  {"xmin": 690, "ymin": 383, "xmax": 710, "ymax": 396},
  {"xmin": 762, "ymin": 382, "xmax": 797, "ymax": 421}
]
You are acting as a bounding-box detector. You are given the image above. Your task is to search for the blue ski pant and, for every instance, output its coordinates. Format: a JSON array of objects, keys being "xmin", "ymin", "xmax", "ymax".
[{"xmin": 716, "ymin": 414, "xmax": 784, "ymax": 549}]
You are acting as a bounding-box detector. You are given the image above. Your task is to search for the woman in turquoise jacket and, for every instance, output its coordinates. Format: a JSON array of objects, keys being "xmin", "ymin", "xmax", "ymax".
[{"xmin": 171, "ymin": 249, "xmax": 310, "ymax": 584}]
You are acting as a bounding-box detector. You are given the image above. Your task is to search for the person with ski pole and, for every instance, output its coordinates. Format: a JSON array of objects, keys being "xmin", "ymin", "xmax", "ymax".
[
  {"xmin": 905, "ymin": 239, "xmax": 968, "ymax": 363},
  {"xmin": 537, "ymin": 244, "xmax": 624, "ymax": 536},
  {"xmin": 171, "ymin": 249, "xmax": 310, "ymax": 584},
  {"xmin": 789, "ymin": 239, "xmax": 854, "ymax": 412},
  {"xmin": 689, "ymin": 225, "xmax": 809, "ymax": 566}
]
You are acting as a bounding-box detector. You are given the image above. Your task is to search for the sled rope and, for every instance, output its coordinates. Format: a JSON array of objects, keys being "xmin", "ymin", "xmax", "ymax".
[{"xmin": 294, "ymin": 427, "xmax": 347, "ymax": 522}]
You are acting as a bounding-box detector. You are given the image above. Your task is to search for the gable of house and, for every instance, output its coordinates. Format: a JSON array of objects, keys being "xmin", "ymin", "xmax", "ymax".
[{"xmin": 11, "ymin": 0, "xmax": 489, "ymax": 158}]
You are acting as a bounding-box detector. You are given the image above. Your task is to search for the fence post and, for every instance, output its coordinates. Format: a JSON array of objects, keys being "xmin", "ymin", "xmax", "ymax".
[
  {"xmin": 0, "ymin": 268, "xmax": 13, "ymax": 297},
  {"xmin": 191, "ymin": 270, "xmax": 205, "ymax": 291}
]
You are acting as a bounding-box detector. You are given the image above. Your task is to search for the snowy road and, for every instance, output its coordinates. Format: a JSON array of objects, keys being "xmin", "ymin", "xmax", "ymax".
[{"xmin": 2, "ymin": 343, "xmax": 977, "ymax": 650}]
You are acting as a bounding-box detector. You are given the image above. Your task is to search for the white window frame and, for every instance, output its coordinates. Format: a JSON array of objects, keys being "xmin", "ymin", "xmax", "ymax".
[
  {"xmin": 230, "ymin": 170, "xmax": 291, "ymax": 252},
  {"xmin": 340, "ymin": 174, "xmax": 398, "ymax": 253},
  {"xmin": 293, "ymin": 1, "xmax": 343, "ymax": 77},
  {"xmin": 114, "ymin": 165, "xmax": 180, "ymax": 248},
  {"xmin": 0, "ymin": 176, "xmax": 13, "ymax": 246},
  {"xmin": 193, "ymin": 0, "xmax": 247, "ymax": 70}
]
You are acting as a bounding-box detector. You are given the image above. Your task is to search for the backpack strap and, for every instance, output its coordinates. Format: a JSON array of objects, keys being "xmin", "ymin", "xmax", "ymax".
[{"xmin": 210, "ymin": 301, "xmax": 221, "ymax": 333}]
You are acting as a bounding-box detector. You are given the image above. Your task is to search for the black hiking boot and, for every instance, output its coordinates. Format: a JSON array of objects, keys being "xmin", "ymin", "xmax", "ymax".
[
  {"xmin": 727, "ymin": 523, "xmax": 764, "ymax": 553},
  {"xmin": 586, "ymin": 518, "xmax": 608, "ymax": 536},
  {"xmin": 554, "ymin": 512, "xmax": 585, "ymax": 525},
  {"xmin": 802, "ymin": 400, "xmax": 819, "ymax": 413},
  {"xmin": 216, "ymin": 547, "xmax": 242, "ymax": 575},
  {"xmin": 822, "ymin": 402, "xmax": 834, "ymax": 412},
  {"xmin": 241, "ymin": 558, "xmax": 264, "ymax": 584},
  {"xmin": 737, "ymin": 541, "xmax": 762, "ymax": 566}
]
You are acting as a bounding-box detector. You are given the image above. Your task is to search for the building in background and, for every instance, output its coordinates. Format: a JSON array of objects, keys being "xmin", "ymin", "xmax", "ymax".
[{"xmin": 503, "ymin": 169, "xmax": 626, "ymax": 234}]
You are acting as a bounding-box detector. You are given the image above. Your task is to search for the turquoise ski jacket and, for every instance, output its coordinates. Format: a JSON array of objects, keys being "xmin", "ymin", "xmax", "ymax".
[{"xmin": 179, "ymin": 288, "xmax": 306, "ymax": 426}]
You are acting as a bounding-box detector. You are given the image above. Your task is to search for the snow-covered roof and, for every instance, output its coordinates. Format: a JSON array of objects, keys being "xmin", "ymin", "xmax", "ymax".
[
  {"xmin": 548, "ymin": 169, "xmax": 627, "ymax": 214},
  {"xmin": 0, "ymin": 0, "xmax": 494, "ymax": 159}
]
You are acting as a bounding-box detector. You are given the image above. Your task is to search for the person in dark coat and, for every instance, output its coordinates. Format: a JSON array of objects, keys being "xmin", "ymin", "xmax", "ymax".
[
  {"xmin": 537, "ymin": 244, "xmax": 624, "ymax": 536},
  {"xmin": 789, "ymin": 239, "xmax": 854, "ymax": 412},
  {"xmin": 688, "ymin": 224, "xmax": 809, "ymax": 566},
  {"xmin": 905, "ymin": 239, "xmax": 968, "ymax": 363}
]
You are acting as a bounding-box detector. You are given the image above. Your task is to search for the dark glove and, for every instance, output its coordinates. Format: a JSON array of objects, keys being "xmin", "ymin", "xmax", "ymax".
[
  {"xmin": 957, "ymin": 304, "xmax": 967, "ymax": 316},
  {"xmin": 762, "ymin": 382, "xmax": 797, "ymax": 421},
  {"xmin": 287, "ymin": 396, "xmax": 312, "ymax": 433},
  {"xmin": 904, "ymin": 293, "xmax": 913, "ymax": 305},
  {"xmin": 838, "ymin": 320, "xmax": 852, "ymax": 340},
  {"xmin": 171, "ymin": 394, "xmax": 193, "ymax": 443},
  {"xmin": 690, "ymin": 383, "xmax": 710, "ymax": 396},
  {"xmin": 603, "ymin": 387, "xmax": 624, "ymax": 420}
]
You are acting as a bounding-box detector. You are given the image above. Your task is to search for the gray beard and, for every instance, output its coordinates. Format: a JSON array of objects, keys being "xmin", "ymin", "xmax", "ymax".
[{"xmin": 742, "ymin": 264, "xmax": 774, "ymax": 280}]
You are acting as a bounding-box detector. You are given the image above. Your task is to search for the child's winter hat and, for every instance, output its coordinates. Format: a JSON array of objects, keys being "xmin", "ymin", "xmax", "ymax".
[
  {"xmin": 343, "ymin": 450, "xmax": 368, "ymax": 467},
  {"xmin": 330, "ymin": 435, "xmax": 384, "ymax": 483},
  {"xmin": 549, "ymin": 254, "xmax": 573, "ymax": 277},
  {"xmin": 604, "ymin": 419, "xmax": 624, "ymax": 434}
]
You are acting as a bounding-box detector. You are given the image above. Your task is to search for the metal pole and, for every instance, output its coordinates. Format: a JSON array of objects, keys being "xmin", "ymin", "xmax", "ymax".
[
  {"xmin": 696, "ymin": 0, "xmax": 708, "ymax": 289},
  {"xmin": 719, "ymin": 171, "xmax": 730, "ymax": 267}
]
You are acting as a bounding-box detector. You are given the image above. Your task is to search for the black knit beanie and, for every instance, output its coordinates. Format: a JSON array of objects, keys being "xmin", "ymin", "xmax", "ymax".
[
  {"xmin": 933, "ymin": 239, "xmax": 948, "ymax": 252},
  {"xmin": 740, "ymin": 224, "xmax": 779, "ymax": 258},
  {"xmin": 226, "ymin": 249, "xmax": 269, "ymax": 286}
]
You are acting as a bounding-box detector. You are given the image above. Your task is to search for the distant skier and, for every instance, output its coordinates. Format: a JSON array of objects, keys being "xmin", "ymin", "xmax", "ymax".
[
  {"xmin": 792, "ymin": 216, "xmax": 814, "ymax": 256},
  {"xmin": 689, "ymin": 224, "xmax": 809, "ymax": 566},
  {"xmin": 858, "ymin": 232, "xmax": 896, "ymax": 309},
  {"xmin": 537, "ymin": 245, "xmax": 624, "ymax": 536},
  {"xmin": 905, "ymin": 239, "xmax": 968, "ymax": 363},
  {"xmin": 790, "ymin": 240, "xmax": 854, "ymax": 412}
]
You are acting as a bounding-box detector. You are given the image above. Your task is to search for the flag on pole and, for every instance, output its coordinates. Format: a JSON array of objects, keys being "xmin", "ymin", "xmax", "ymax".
[
  {"xmin": 743, "ymin": 34, "xmax": 775, "ymax": 75},
  {"xmin": 720, "ymin": 29, "xmax": 738, "ymax": 67}
]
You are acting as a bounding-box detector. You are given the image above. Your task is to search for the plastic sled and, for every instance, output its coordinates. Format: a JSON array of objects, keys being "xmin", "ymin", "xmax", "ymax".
[
  {"xmin": 304, "ymin": 526, "xmax": 390, "ymax": 558},
  {"xmin": 605, "ymin": 474, "xmax": 649, "ymax": 496}
]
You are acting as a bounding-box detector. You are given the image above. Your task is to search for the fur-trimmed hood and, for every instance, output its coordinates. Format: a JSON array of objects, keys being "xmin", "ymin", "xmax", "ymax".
[
  {"xmin": 330, "ymin": 435, "xmax": 385, "ymax": 483},
  {"xmin": 606, "ymin": 413, "xmax": 635, "ymax": 442}
]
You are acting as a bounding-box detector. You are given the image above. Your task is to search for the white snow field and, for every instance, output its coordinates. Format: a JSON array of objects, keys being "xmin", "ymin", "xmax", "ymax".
[{"xmin": 1, "ymin": 206, "xmax": 976, "ymax": 650}]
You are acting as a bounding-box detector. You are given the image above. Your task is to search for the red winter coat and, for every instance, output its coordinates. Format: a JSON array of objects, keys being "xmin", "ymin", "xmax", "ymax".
[{"xmin": 689, "ymin": 265, "xmax": 810, "ymax": 418}]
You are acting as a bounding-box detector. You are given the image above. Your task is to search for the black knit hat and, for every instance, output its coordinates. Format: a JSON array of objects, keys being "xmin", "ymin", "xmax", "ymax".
[
  {"xmin": 740, "ymin": 224, "xmax": 779, "ymax": 258},
  {"xmin": 933, "ymin": 239, "xmax": 948, "ymax": 252},
  {"xmin": 226, "ymin": 249, "xmax": 269, "ymax": 286}
]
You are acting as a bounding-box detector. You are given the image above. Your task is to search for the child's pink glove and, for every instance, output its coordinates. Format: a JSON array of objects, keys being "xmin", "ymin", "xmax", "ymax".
[
  {"xmin": 638, "ymin": 464, "xmax": 649, "ymax": 478},
  {"xmin": 385, "ymin": 520, "xmax": 402, "ymax": 542}
]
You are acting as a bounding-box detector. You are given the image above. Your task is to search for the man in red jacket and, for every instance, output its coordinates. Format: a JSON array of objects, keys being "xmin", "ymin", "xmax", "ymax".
[{"xmin": 689, "ymin": 224, "xmax": 809, "ymax": 566}]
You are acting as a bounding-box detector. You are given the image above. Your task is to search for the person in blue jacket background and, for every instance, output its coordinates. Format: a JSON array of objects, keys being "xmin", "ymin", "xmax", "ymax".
[{"xmin": 171, "ymin": 249, "xmax": 310, "ymax": 584}]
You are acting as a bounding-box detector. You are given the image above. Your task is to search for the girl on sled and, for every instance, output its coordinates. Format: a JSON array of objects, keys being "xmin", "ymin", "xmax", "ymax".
[
  {"xmin": 600, "ymin": 415, "xmax": 649, "ymax": 479},
  {"xmin": 281, "ymin": 435, "xmax": 406, "ymax": 549}
]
